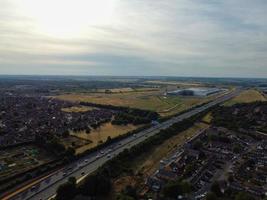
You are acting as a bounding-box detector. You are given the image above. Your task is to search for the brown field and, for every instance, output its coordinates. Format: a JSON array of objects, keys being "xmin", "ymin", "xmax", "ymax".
[
  {"xmin": 224, "ymin": 89, "xmax": 266, "ymax": 106},
  {"xmin": 202, "ymin": 112, "xmax": 213, "ymax": 124},
  {"xmin": 71, "ymin": 122, "xmax": 141, "ymax": 154},
  {"xmin": 61, "ymin": 105, "xmax": 97, "ymax": 113},
  {"xmin": 55, "ymin": 89, "xmax": 219, "ymax": 117}
]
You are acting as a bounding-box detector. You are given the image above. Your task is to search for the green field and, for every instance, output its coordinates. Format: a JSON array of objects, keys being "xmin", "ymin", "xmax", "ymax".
[
  {"xmin": 55, "ymin": 89, "xmax": 219, "ymax": 116},
  {"xmin": 224, "ymin": 89, "xmax": 266, "ymax": 106}
]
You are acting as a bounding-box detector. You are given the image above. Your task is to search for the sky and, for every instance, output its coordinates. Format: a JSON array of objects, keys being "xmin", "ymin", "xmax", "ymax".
[{"xmin": 0, "ymin": 0, "xmax": 267, "ymax": 78}]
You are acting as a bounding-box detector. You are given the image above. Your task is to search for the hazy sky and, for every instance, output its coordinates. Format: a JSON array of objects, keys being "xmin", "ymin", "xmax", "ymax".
[{"xmin": 0, "ymin": 0, "xmax": 267, "ymax": 77}]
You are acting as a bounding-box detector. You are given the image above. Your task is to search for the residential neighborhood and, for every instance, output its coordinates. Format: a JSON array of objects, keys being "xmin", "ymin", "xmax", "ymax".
[{"xmin": 146, "ymin": 126, "xmax": 267, "ymax": 199}]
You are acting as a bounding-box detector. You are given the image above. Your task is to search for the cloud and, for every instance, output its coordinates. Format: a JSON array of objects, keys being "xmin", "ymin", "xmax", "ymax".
[{"xmin": 0, "ymin": 0, "xmax": 267, "ymax": 77}]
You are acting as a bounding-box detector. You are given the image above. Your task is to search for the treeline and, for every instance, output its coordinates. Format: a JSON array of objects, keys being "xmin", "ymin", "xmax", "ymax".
[
  {"xmin": 112, "ymin": 113, "xmax": 151, "ymax": 125},
  {"xmin": 81, "ymin": 101, "xmax": 159, "ymax": 126},
  {"xmin": 56, "ymin": 109, "xmax": 210, "ymax": 200}
]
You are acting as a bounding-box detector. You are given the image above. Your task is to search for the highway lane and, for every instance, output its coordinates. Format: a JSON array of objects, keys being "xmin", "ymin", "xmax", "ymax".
[{"xmin": 5, "ymin": 88, "xmax": 242, "ymax": 200}]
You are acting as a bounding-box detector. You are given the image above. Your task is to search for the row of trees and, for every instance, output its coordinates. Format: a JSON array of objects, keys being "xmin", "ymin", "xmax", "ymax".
[
  {"xmin": 112, "ymin": 113, "xmax": 151, "ymax": 125},
  {"xmin": 80, "ymin": 102, "xmax": 159, "ymax": 124}
]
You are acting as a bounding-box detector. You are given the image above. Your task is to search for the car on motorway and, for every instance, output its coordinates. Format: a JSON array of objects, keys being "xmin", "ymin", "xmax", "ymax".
[
  {"xmin": 85, "ymin": 159, "xmax": 88, "ymax": 163},
  {"xmin": 107, "ymin": 154, "xmax": 111, "ymax": 158},
  {"xmin": 30, "ymin": 186, "xmax": 36, "ymax": 192},
  {"xmin": 81, "ymin": 172, "xmax": 85, "ymax": 176},
  {"xmin": 45, "ymin": 178, "xmax": 51, "ymax": 184},
  {"xmin": 100, "ymin": 150, "xmax": 104, "ymax": 154}
]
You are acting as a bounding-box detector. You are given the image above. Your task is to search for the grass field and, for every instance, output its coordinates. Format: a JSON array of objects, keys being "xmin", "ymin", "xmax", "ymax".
[
  {"xmin": 55, "ymin": 89, "xmax": 219, "ymax": 116},
  {"xmin": 61, "ymin": 105, "xmax": 97, "ymax": 113},
  {"xmin": 71, "ymin": 122, "xmax": 141, "ymax": 154},
  {"xmin": 224, "ymin": 89, "xmax": 266, "ymax": 106},
  {"xmin": 202, "ymin": 112, "xmax": 213, "ymax": 124}
]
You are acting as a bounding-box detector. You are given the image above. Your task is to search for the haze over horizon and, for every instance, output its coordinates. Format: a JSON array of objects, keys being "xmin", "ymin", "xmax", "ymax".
[{"xmin": 1, "ymin": 0, "xmax": 267, "ymax": 78}]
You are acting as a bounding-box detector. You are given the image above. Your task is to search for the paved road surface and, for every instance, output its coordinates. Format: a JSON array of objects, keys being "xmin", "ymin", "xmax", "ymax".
[{"xmin": 3, "ymin": 89, "xmax": 242, "ymax": 200}]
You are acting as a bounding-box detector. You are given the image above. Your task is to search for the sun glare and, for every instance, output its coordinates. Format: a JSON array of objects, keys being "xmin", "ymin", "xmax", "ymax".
[{"xmin": 18, "ymin": 0, "xmax": 116, "ymax": 38}]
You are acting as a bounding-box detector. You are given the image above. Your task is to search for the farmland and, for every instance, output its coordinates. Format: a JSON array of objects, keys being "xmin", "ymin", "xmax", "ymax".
[
  {"xmin": 223, "ymin": 89, "xmax": 266, "ymax": 106},
  {"xmin": 61, "ymin": 105, "xmax": 97, "ymax": 113},
  {"xmin": 55, "ymin": 88, "xmax": 220, "ymax": 117}
]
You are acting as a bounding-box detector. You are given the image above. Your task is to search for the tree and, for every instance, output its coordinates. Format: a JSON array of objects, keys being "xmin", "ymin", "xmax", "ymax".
[
  {"xmin": 235, "ymin": 192, "xmax": 255, "ymax": 200},
  {"xmin": 80, "ymin": 173, "xmax": 111, "ymax": 197},
  {"xmin": 68, "ymin": 177, "xmax": 77, "ymax": 185},
  {"xmin": 193, "ymin": 140, "xmax": 203, "ymax": 150},
  {"xmin": 62, "ymin": 130, "xmax": 70, "ymax": 138},
  {"xmin": 228, "ymin": 174, "xmax": 234, "ymax": 183},
  {"xmin": 56, "ymin": 181, "xmax": 76, "ymax": 200},
  {"xmin": 106, "ymin": 136, "xmax": 112, "ymax": 143},
  {"xmin": 206, "ymin": 192, "xmax": 218, "ymax": 200},
  {"xmin": 233, "ymin": 144, "xmax": 242, "ymax": 153},
  {"xmin": 163, "ymin": 180, "xmax": 191, "ymax": 198},
  {"xmin": 116, "ymin": 194, "xmax": 135, "ymax": 200},
  {"xmin": 211, "ymin": 181, "xmax": 222, "ymax": 197},
  {"xmin": 123, "ymin": 185, "xmax": 137, "ymax": 199}
]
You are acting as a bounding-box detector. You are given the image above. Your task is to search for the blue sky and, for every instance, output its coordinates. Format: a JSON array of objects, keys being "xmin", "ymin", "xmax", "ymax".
[{"xmin": 0, "ymin": 0, "xmax": 267, "ymax": 77}]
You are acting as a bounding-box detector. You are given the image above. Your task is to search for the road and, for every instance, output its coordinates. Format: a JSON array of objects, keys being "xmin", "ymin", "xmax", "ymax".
[{"xmin": 3, "ymin": 88, "xmax": 242, "ymax": 200}]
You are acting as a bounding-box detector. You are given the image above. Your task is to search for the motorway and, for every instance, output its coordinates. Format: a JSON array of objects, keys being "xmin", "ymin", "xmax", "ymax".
[{"xmin": 3, "ymin": 88, "xmax": 242, "ymax": 200}]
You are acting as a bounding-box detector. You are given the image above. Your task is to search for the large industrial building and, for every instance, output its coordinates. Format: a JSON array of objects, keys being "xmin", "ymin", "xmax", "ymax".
[{"xmin": 165, "ymin": 87, "xmax": 224, "ymax": 97}]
